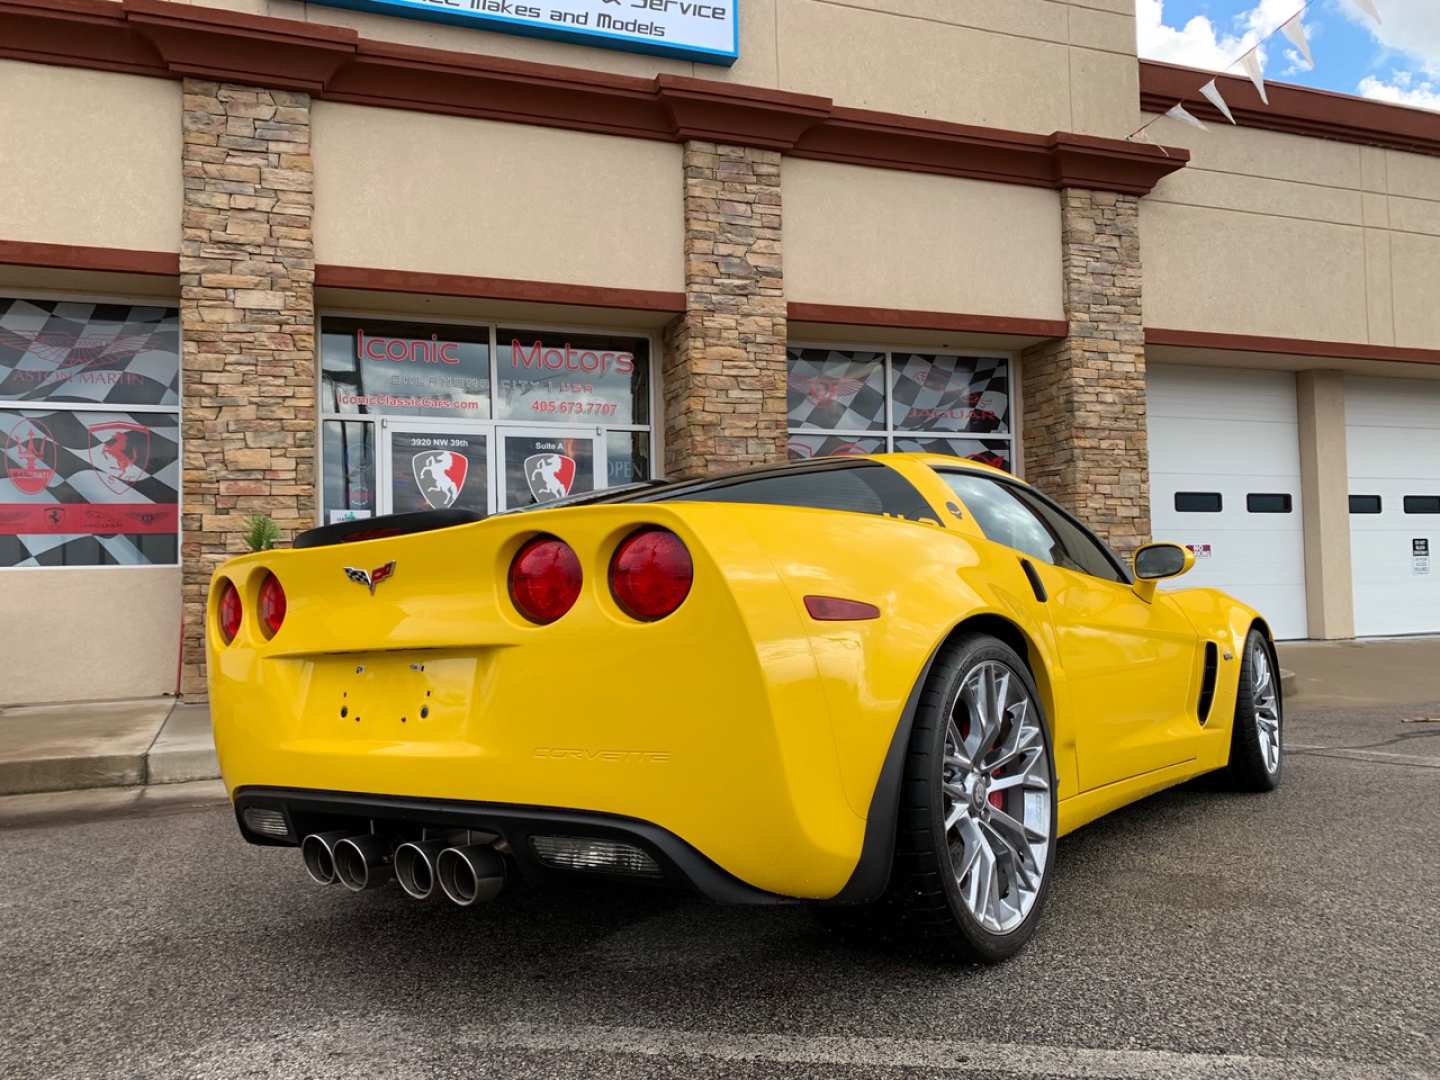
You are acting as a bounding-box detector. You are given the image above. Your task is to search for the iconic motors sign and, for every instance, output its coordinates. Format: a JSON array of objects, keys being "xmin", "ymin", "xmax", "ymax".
[{"xmin": 312, "ymin": 0, "xmax": 739, "ymax": 64}]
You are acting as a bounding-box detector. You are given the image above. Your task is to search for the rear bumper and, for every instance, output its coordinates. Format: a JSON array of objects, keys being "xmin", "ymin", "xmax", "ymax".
[{"xmin": 234, "ymin": 786, "xmax": 790, "ymax": 905}]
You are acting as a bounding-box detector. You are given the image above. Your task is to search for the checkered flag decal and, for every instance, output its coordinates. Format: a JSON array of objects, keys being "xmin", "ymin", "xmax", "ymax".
[
  {"xmin": 891, "ymin": 353, "xmax": 1009, "ymax": 434},
  {"xmin": 0, "ymin": 409, "xmax": 179, "ymax": 566},
  {"xmin": 786, "ymin": 349, "xmax": 887, "ymax": 431},
  {"xmin": 0, "ymin": 298, "xmax": 180, "ymax": 407}
]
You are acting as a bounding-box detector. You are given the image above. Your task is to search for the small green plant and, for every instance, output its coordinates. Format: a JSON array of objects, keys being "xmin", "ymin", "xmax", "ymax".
[{"xmin": 243, "ymin": 514, "xmax": 282, "ymax": 552}]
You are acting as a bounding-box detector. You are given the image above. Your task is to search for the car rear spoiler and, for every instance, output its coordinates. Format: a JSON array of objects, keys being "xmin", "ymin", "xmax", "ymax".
[{"xmin": 293, "ymin": 509, "xmax": 484, "ymax": 549}]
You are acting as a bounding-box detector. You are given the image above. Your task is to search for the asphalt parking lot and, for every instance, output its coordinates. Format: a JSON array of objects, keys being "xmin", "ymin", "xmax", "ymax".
[{"xmin": 2, "ymin": 699, "xmax": 1437, "ymax": 1080}]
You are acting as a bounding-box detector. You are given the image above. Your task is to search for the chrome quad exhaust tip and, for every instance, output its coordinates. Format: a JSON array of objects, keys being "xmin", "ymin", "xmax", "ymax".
[
  {"xmin": 436, "ymin": 844, "xmax": 507, "ymax": 907},
  {"xmin": 300, "ymin": 830, "xmax": 355, "ymax": 886},
  {"xmin": 333, "ymin": 834, "xmax": 395, "ymax": 892},
  {"xmin": 393, "ymin": 839, "xmax": 450, "ymax": 901}
]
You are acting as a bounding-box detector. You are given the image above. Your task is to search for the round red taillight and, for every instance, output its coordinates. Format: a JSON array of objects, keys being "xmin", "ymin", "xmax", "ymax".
[
  {"xmin": 509, "ymin": 536, "xmax": 583, "ymax": 625},
  {"xmin": 258, "ymin": 572, "xmax": 286, "ymax": 638},
  {"xmin": 218, "ymin": 580, "xmax": 243, "ymax": 644},
  {"xmin": 609, "ymin": 528, "xmax": 693, "ymax": 621}
]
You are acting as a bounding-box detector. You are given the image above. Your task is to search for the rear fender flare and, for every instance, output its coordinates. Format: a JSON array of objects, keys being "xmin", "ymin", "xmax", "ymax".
[{"xmin": 827, "ymin": 611, "xmax": 1054, "ymax": 905}]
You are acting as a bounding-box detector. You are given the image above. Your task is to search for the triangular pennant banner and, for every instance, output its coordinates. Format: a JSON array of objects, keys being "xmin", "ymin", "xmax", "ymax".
[
  {"xmin": 1354, "ymin": 0, "xmax": 1381, "ymax": 25},
  {"xmin": 1238, "ymin": 47, "xmax": 1269, "ymax": 104},
  {"xmin": 1165, "ymin": 103, "xmax": 1208, "ymax": 131},
  {"xmin": 1199, "ymin": 79, "xmax": 1236, "ymax": 124},
  {"xmin": 1131, "ymin": 130, "xmax": 1172, "ymax": 157},
  {"xmin": 1281, "ymin": 12, "xmax": 1313, "ymax": 68}
]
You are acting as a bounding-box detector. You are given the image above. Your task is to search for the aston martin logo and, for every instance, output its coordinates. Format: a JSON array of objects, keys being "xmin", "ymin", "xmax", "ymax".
[{"xmin": 344, "ymin": 561, "xmax": 396, "ymax": 594}]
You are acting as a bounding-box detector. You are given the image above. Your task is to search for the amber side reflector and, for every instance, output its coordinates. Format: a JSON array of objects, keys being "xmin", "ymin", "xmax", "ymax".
[{"xmin": 804, "ymin": 595, "xmax": 880, "ymax": 621}]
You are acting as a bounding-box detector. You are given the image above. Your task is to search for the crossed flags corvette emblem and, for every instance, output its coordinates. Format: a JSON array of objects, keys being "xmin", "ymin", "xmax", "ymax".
[{"xmin": 344, "ymin": 561, "xmax": 396, "ymax": 595}]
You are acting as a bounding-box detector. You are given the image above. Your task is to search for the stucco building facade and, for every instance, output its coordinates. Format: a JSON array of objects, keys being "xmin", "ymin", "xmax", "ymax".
[{"xmin": 2, "ymin": 0, "xmax": 1438, "ymax": 704}]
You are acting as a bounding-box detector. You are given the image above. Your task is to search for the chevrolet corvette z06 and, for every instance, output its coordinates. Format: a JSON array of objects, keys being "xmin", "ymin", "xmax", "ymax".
[{"xmin": 210, "ymin": 454, "xmax": 1281, "ymax": 962}]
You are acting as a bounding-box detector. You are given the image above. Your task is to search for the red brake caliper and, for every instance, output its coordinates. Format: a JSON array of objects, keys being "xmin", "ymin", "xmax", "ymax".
[{"xmin": 989, "ymin": 716, "xmax": 1006, "ymax": 810}]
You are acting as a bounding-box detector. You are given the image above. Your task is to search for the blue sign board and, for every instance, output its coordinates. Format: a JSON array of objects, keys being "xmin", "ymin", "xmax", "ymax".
[{"xmin": 313, "ymin": 0, "xmax": 740, "ymax": 66}]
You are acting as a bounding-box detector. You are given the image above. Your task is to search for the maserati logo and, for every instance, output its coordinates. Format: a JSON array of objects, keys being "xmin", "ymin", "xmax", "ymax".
[
  {"xmin": 4, "ymin": 417, "xmax": 57, "ymax": 495},
  {"xmin": 343, "ymin": 561, "xmax": 396, "ymax": 594}
]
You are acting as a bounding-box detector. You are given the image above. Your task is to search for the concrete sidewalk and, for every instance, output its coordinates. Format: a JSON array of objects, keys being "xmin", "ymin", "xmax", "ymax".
[
  {"xmin": 1277, "ymin": 636, "xmax": 1440, "ymax": 709},
  {"xmin": 0, "ymin": 698, "xmax": 218, "ymax": 797}
]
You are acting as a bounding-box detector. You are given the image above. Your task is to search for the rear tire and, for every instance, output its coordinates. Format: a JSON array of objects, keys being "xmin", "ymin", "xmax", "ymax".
[
  {"xmin": 815, "ymin": 633, "xmax": 1057, "ymax": 963},
  {"xmin": 1223, "ymin": 628, "xmax": 1283, "ymax": 792}
]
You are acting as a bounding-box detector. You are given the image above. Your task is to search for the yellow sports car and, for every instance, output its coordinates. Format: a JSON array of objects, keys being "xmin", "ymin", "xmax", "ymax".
[{"xmin": 209, "ymin": 453, "xmax": 1282, "ymax": 962}]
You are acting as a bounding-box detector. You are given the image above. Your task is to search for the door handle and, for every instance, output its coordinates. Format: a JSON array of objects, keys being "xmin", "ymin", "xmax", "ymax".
[{"xmin": 1019, "ymin": 558, "xmax": 1048, "ymax": 603}]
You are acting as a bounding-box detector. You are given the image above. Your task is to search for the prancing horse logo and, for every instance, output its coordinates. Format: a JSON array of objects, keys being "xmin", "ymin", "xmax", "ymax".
[{"xmin": 344, "ymin": 561, "xmax": 396, "ymax": 595}]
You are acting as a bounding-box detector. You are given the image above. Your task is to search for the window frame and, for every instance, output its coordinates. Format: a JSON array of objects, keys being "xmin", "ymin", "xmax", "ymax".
[
  {"xmin": 934, "ymin": 466, "xmax": 1132, "ymax": 584},
  {"xmin": 786, "ymin": 340, "xmax": 1021, "ymax": 475},
  {"xmin": 316, "ymin": 308, "xmax": 662, "ymax": 525},
  {"xmin": 0, "ymin": 287, "xmax": 184, "ymax": 572}
]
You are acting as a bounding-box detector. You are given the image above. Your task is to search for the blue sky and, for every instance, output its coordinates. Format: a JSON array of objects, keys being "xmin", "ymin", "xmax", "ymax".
[{"xmin": 1137, "ymin": 0, "xmax": 1440, "ymax": 111}]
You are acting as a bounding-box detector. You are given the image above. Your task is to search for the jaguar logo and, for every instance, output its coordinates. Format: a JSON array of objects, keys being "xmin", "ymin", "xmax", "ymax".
[{"xmin": 343, "ymin": 561, "xmax": 396, "ymax": 595}]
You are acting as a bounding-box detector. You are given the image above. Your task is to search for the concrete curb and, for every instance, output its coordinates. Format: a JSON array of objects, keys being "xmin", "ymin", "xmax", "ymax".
[
  {"xmin": 1280, "ymin": 669, "xmax": 1298, "ymax": 699},
  {"xmin": 0, "ymin": 698, "xmax": 219, "ymax": 797}
]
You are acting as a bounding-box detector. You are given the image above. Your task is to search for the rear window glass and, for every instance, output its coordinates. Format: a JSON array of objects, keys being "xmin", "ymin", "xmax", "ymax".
[{"xmin": 659, "ymin": 463, "xmax": 942, "ymax": 525}]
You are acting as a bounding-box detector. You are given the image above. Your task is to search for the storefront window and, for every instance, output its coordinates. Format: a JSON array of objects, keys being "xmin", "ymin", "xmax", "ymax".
[
  {"xmin": 321, "ymin": 420, "xmax": 376, "ymax": 523},
  {"xmin": 320, "ymin": 317, "xmax": 491, "ymax": 418},
  {"xmin": 787, "ymin": 346, "xmax": 1014, "ymax": 471},
  {"xmin": 0, "ymin": 298, "xmax": 180, "ymax": 567},
  {"xmin": 318, "ymin": 316, "xmax": 654, "ymax": 523},
  {"xmin": 494, "ymin": 328, "xmax": 649, "ymax": 425}
]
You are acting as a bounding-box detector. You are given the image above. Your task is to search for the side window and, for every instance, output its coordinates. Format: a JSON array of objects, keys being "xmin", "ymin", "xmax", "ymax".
[
  {"xmin": 940, "ymin": 471, "xmax": 1128, "ymax": 584},
  {"xmin": 939, "ymin": 472, "xmax": 1066, "ymax": 567},
  {"xmin": 1012, "ymin": 489, "xmax": 1128, "ymax": 584}
]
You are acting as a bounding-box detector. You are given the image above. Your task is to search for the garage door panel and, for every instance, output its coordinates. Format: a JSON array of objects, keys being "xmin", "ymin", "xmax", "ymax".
[
  {"xmin": 1347, "ymin": 427, "xmax": 1440, "ymax": 475},
  {"xmin": 1147, "ymin": 367, "xmax": 1301, "ymax": 422},
  {"xmin": 1147, "ymin": 364, "xmax": 1307, "ymax": 640},
  {"xmin": 1147, "ymin": 416, "xmax": 1301, "ymax": 475},
  {"xmin": 1346, "ymin": 376, "xmax": 1440, "ymax": 638}
]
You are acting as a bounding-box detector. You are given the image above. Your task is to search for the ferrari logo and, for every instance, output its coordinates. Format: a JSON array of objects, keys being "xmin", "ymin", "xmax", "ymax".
[{"xmin": 343, "ymin": 561, "xmax": 396, "ymax": 595}]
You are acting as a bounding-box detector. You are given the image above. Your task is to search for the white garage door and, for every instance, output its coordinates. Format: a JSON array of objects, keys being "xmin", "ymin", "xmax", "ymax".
[
  {"xmin": 1147, "ymin": 365, "xmax": 1308, "ymax": 639},
  {"xmin": 1345, "ymin": 377, "xmax": 1440, "ymax": 637}
]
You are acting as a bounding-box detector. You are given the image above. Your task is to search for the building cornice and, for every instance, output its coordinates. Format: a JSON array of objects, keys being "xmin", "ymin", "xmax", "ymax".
[
  {"xmin": 1140, "ymin": 59, "xmax": 1440, "ymax": 157},
  {"xmin": 788, "ymin": 303, "xmax": 1067, "ymax": 340},
  {"xmin": 1146, "ymin": 328, "xmax": 1440, "ymax": 368},
  {"xmin": 0, "ymin": 238, "xmax": 179, "ymax": 276},
  {"xmin": 0, "ymin": 0, "xmax": 1188, "ymax": 195},
  {"xmin": 314, "ymin": 265, "xmax": 687, "ymax": 313}
]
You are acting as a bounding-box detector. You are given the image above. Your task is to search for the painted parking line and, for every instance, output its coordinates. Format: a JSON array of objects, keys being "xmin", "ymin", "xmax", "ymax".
[
  {"xmin": 1288, "ymin": 744, "xmax": 1440, "ymax": 769},
  {"xmin": 465, "ymin": 1024, "xmax": 1433, "ymax": 1079}
]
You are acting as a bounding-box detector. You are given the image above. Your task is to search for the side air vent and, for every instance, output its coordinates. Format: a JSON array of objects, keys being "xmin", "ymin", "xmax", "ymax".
[{"xmin": 1197, "ymin": 642, "xmax": 1219, "ymax": 723}]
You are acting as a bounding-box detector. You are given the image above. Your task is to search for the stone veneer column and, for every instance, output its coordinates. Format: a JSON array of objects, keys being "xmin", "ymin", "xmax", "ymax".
[
  {"xmin": 179, "ymin": 79, "xmax": 317, "ymax": 696},
  {"xmin": 1021, "ymin": 189, "xmax": 1150, "ymax": 557},
  {"xmin": 663, "ymin": 141, "xmax": 788, "ymax": 478},
  {"xmin": 1297, "ymin": 370, "xmax": 1355, "ymax": 639}
]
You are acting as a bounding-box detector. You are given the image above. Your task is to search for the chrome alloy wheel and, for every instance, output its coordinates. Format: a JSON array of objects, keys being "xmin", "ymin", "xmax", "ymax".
[
  {"xmin": 1250, "ymin": 640, "xmax": 1282, "ymax": 774},
  {"xmin": 941, "ymin": 660, "xmax": 1052, "ymax": 935}
]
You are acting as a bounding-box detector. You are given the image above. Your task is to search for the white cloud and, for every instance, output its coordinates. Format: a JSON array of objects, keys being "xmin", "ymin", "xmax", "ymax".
[
  {"xmin": 1136, "ymin": 0, "xmax": 1260, "ymax": 70},
  {"xmin": 1357, "ymin": 73, "xmax": 1440, "ymax": 111},
  {"xmin": 1136, "ymin": 0, "xmax": 1316, "ymax": 75},
  {"xmin": 1338, "ymin": 0, "xmax": 1440, "ymax": 77}
]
